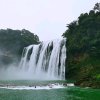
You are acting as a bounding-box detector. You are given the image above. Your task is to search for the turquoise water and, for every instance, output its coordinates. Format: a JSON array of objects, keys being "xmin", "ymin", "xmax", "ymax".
[{"xmin": 0, "ymin": 80, "xmax": 100, "ymax": 100}]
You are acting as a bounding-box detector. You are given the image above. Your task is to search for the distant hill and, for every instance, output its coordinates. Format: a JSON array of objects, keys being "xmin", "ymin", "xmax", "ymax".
[{"xmin": 0, "ymin": 29, "xmax": 39, "ymax": 66}]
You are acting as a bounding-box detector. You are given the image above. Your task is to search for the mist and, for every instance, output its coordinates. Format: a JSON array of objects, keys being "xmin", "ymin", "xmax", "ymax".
[
  {"xmin": 0, "ymin": 64, "xmax": 59, "ymax": 80},
  {"xmin": 0, "ymin": 47, "xmax": 50, "ymax": 80},
  {"xmin": 0, "ymin": 63, "xmax": 29, "ymax": 80},
  {"xmin": 0, "ymin": 49, "xmax": 31, "ymax": 80}
]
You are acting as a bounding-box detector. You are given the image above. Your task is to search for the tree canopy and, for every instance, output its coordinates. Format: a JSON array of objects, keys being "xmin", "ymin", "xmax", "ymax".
[{"xmin": 63, "ymin": 9, "xmax": 100, "ymax": 57}]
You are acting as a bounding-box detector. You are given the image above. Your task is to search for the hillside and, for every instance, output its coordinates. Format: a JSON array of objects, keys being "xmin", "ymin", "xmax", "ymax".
[
  {"xmin": 0, "ymin": 29, "xmax": 39, "ymax": 66},
  {"xmin": 63, "ymin": 5, "xmax": 100, "ymax": 88}
]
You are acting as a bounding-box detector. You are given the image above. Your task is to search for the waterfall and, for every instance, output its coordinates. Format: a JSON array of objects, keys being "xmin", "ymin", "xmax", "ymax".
[{"xmin": 20, "ymin": 38, "xmax": 66, "ymax": 80}]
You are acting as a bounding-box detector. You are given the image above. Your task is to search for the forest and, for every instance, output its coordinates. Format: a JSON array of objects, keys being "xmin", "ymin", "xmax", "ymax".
[{"xmin": 63, "ymin": 3, "xmax": 100, "ymax": 88}]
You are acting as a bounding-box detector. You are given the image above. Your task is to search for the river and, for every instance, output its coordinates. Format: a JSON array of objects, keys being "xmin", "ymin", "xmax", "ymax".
[{"xmin": 0, "ymin": 80, "xmax": 100, "ymax": 100}]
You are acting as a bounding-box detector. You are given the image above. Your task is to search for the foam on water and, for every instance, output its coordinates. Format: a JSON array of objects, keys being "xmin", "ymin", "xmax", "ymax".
[{"xmin": 0, "ymin": 84, "xmax": 65, "ymax": 90}]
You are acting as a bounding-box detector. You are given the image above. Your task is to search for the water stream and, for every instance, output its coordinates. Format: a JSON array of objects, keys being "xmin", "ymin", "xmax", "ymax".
[{"xmin": 20, "ymin": 38, "xmax": 66, "ymax": 80}]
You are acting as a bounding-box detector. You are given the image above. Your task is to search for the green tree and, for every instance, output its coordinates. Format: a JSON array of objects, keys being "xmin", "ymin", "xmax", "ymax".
[{"xmin": 93, "ymin": 3, "xmax": 100, "ymax": 12}]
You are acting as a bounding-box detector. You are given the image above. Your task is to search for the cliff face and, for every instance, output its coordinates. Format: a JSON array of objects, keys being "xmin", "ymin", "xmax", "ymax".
[
  {"xmin": 0, "ymin": 29, "xmax": 39, "ymax": 66},
  {"xmin": 63, "ymin": 10, "xmax": 100, "ymax": 88}
]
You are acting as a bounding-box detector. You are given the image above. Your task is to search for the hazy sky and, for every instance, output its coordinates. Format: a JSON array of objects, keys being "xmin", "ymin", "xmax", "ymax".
[{"xmin": 0, "ymin": 0, "xmax": 99, "ymax": 41}]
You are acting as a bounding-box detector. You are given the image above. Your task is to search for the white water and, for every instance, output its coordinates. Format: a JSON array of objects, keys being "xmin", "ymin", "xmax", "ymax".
[
  {"xmin": 0, "ymin": 83, "xmax": 65, "ymax": 90},
  {"xmin": 20, "ymin": 38, "xmax": 66, "ymax": 80}
]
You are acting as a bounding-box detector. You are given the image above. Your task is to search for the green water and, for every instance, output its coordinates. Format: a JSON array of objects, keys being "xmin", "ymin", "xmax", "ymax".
[{"xmin": 0, "ymin": 80, "xmax": 100, "ymax": 100}]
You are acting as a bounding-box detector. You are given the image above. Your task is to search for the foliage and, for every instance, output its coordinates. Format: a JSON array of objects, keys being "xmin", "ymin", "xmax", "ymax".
[
  {"xmin": 63, "ymin": 3, "xmax": 100, "ymax": 88},
  {"xmin": 93, "ymin": 2, "xmax": 100, "ymax": 12},
  {"xmin": 63, "ymin": 11, "xmax": 100, "ymax": 57}
]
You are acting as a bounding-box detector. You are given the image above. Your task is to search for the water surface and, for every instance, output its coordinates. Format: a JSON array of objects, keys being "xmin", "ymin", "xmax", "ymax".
[{"xmin": 0, "ymin": 80, "xmax": 100, "ymax": 100}]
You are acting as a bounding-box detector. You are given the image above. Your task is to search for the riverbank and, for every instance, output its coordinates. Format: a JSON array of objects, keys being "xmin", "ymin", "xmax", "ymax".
[{"xmin": 75, "ymin": 80, "xmax": 100, "ymax": 89}]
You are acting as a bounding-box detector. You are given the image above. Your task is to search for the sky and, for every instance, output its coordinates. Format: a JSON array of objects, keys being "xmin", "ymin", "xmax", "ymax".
[{"xmin": 0, "ymin": 0, "xmax": 99, "ymax": 41}]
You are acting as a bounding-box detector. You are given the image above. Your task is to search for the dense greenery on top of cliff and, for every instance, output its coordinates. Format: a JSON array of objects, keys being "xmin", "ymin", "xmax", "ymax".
[
  {"xmin": 63, "ymin": 10, "xmax": 100, "ymax": 57},
  {"xmin": 0, "ymin": 29, "xmax": 39, "ymax": 65},
  {"xmin": 63, "ymin": 4, "xmax": 100, "ymax": 88}
]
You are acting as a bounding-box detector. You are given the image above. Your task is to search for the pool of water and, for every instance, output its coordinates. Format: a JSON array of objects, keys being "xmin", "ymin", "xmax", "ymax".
[{"xmin": 0, "ymin": 80, "xmax": 100, "ymax": 100}]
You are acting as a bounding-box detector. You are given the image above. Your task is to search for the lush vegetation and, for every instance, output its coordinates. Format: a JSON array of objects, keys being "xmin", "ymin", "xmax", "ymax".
[
  {"xmin": 0, "ymin": 29, "xmax": 39, "ymax": 66},
  {"xmin": 63, "ymin": 3, "xmax": 100, "ymax": 88}
]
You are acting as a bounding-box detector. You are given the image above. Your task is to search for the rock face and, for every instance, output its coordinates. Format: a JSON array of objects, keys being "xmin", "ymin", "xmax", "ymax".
[{"xmin": 0, "ymin": 29, "xmax": 39, "ymax": 66}]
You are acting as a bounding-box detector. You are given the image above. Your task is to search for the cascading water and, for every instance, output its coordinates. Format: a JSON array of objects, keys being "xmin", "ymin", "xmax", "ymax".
[{"xmin": 20, "ymin": 38, "xmax": 66, "ymax": 80}]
